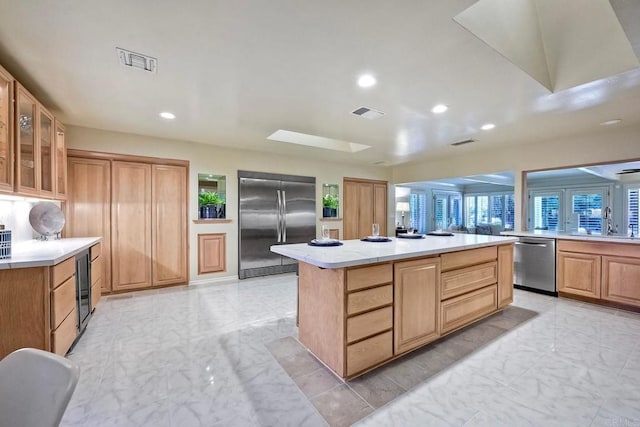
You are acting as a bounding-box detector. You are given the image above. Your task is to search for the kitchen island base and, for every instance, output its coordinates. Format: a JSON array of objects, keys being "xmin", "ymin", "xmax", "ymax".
[{"xmin": 297, "ymin": 244, "xmax": 514, "ymax": 380}]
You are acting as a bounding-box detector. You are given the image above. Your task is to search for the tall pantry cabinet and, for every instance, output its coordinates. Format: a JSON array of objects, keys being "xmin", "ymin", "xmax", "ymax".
[
  {"xmin": 66, "ymin": 151, "xmax": 188, "ymax": 293},
  {"xmin": 343, "ymin": 177, "xmax": 388, "ymax": 240}
]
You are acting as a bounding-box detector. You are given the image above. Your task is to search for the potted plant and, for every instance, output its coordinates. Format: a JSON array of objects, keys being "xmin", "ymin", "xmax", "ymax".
[
  {"xmin": 322, "ymin": 194, "xmax": 339, "ymax": 218},
  {"xmin": 199, "ymin": 192, "xmax": 221, "ymax": 219},
  {"xmin": 216, "ymin": 195, "xmax": 226, "ymax": 218}
]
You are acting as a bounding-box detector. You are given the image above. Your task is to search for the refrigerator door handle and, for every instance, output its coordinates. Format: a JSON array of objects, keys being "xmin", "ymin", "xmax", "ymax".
[
  {"xmin": 282, "ymin": 190, "xmax": 287, "ymax": 242},
  {"xmin": 276, "ymin": 190, "xmax": 282, "ymax": 242}
]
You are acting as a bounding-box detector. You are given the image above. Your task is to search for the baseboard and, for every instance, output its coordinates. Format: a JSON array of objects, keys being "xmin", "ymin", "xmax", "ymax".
[{"xmin": 189, "ymin": 275, "xmax": 239, "ymax": 286}]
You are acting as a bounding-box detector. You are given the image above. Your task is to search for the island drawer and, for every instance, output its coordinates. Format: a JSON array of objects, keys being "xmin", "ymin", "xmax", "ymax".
[
  {"xmin": 52, "ymin": 257, "xmax": 76, "ymax": 289},
  {"xmin": 346, "ymin": 330, "xmax": 393, "ymax": 376},
  {"xmin": 440, "ymin": 284, "xmax": 497, "ymax": 334},
  {"xmin": 52, "ymin": 307, "xmax": 78, "ymax": 356},
  {"xmin": 347, "ymin": 306, "xmax": 392, "ymax": 344},
  {"xmin": 347, "ymin": 284, "xmax": 393, "ymax": 315},
  {"xmin": 346, "ymin": 263, "xmax": 392, "ymax": 291},
  {"xmin": 90, "ymin": 242, "xmax": 102, "ymax": 261},
  {"xmin": 441, "ymin": 246, "xmax": 497, "ymax": 272},
  {"xmin": 441, "ymin": 261, "xmax": 497, "ymax": 300},
  {"xmin": 51, "ymin": 275, "xmax": 76, "ymax": 329},
  {"xmin": 91, "ymin": 256, "xmax": 103, "ymax": 286}
]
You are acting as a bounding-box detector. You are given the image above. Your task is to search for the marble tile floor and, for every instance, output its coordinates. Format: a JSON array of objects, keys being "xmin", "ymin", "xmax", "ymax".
[{"xmin": 60, "ymin": 274, "xmax": 640, "ymax": 427}]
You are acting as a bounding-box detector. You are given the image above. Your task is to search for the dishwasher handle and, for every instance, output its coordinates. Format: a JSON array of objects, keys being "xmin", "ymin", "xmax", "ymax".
[{"xmin": 514, "ymin": 241, "xmax": 548, "ymax": 247}]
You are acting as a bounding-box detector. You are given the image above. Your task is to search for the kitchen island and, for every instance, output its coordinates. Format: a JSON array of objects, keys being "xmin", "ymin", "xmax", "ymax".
[{"xmin": 271, "ymin": 234, "xmax": 517, "ymax": 379}]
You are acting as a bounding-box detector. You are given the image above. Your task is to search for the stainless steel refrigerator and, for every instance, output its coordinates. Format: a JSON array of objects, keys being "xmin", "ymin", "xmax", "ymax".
[{"xmin": 238, "ymin": 170, "xmax": 316, "ymax": 279}]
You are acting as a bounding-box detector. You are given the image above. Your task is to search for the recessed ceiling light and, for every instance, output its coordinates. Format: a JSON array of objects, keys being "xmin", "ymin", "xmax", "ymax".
[
  {"xmin": 481, "ymin": 123, "xmax": 495, "ymax": 130},
  {"xmin": 431, "ymin": 104, "xmax": 448, "ymax": 114},
  {"xmin": 357, "ymin": 74, "xmax": 376, "ymax": 88},
  {"xmin": 159, "ymin": 112, "xmax": 175, "ymax": 119},
  {"xmin": 600, "ymin": 119, "xmax": 622, "ymax": 126}
]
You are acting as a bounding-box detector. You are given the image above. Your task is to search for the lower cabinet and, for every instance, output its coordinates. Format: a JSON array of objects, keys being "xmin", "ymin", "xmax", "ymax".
[
  {"xmin": 90, "ymin": 242, "xmax": 103, "ymax": 309},
  {"xmin": 557, "ymin": 251, "xmax": 602, "ymax": 298},
  {"xmin": 50, "ymin": 257, "xmax": 77, "ymax": 356},
  {"xmin": 602, "ymin": 256, "xmax": 640, "ymax": 306},
  {"xmin": 298, "ymin": 243, "xmax": 514, "ymax": 380},
  {"xmin": 394, "ymin": 258, "xmax": 441, "ymax": 354},
  {"xmin": 441, "ymin": 285, "xmax": 498, "ymax": 334},
  {"xmin": 198, "ymin": 233, "xmax": 227, "ymax": 274}
]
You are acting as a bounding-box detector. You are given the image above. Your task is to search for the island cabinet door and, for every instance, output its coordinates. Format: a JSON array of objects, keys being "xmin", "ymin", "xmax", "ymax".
[
  {"xmin": 557, "ymin": 251, "xmax": 601, "ymax": 299},
  {"xmin": 394, "ymin": 257, "xmax": 441, "ymax": 354}
]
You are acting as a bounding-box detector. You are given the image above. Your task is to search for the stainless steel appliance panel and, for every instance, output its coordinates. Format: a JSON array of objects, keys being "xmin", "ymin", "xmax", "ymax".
[
  {"xmin": 239, "ymin": 177, "xmax": 283, "ymax": 271},
  {"xmin": 238, "ymin": 171, "xmax": 316, "ymax": 279},
  {"xmin": 280, "ymin": 180, "xmax": 316, "ymax": 265},
  {"xmin": 514, "ymin": 236, "xmax": 557, "ymax": 294}
]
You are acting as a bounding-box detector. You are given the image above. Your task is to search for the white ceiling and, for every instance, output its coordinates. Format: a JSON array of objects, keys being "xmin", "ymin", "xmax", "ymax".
[{"xmin": 1, "ymin": 0, "xmax": 639, "ymax": 166}]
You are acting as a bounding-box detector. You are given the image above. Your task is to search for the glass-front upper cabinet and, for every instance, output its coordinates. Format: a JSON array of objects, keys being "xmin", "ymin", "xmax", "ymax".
[
  {"xmin": 0, "ymin": 66, "xmax": 13, "ymax": 192},
  {"xmin": 55, "ymin": 120, "xmax": 67, "ymax": 198},
  {"xmin": 16, "ymin": 83, "xmax": 38, "ymax": 195},
  {"xmin": 39, "ymin": 107, "xmax": 55, "ymax": 196}
]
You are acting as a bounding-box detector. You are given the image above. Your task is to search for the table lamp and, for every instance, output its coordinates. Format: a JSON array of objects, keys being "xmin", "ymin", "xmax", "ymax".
[{"xmin": 396, "ymin": 202, "xmax": 410, "ymax": 228}]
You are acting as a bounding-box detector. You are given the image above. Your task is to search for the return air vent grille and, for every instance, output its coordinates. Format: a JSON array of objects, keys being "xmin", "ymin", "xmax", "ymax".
[
  {"xmin": 351, "ymin": 106, "xmax": 385, "ymax": 120},
  {"xmin": 116, "ymin": 47, "xmax": 157, "ymax": 73},
  {"xmin": 451, "ymin": 138, "xmax": 475, "ymax": 146}
]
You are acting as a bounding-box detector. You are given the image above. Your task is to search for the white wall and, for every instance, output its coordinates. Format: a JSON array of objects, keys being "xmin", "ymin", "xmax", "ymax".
[
  {"xmin": 66, "ymin": 125, "xmax": 392, "ymax": 283},
  {"xmin": 391, "ymin": 124, "xmax": 640, "ymax": 231}
]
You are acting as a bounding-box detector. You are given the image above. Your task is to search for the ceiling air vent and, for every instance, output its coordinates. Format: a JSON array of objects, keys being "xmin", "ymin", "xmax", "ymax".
[
  {"xmin": 116, "ymin": 47, "xmax": 157, "ymax": 73},
  {"xmin": 451, "ymin": 138, "xmax": 475, "ymax": 147},
  {"xmin": 351, "ymin": 106, "xmax": 385, "ymax": 120}
]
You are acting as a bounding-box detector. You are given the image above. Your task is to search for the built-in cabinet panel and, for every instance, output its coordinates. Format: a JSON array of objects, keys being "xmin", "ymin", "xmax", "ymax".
[
  {"xmin": 343, "ymin": 178, "xmax": 388, "ymax": 240},
  {"xmin": 111, "ymin": 161, "xmax": 153, "ymax": 291},
  {"xmin": 557, "ymin": 251, "xmax": 601, "ymax": 298},
  {"xmin": 394, "ymin": 258, "xmax": 440, "ymax": 354},
  {"xmin": 66, "ymin": 157, "xmax": 112, "ymax": 292},
  {"xmin": 0, "ymin": 65, "xmax": 13, "ymax": 192},
  {"xmin": 152, "ymin": 165, "xmax": 188, "ymax": 285},
  {"xmin": 66, "ymin": 151, "xmax": 188, "ymax": 293},
  {"xmin": 198, "ymin": 233, "xmax": 226, "ymax": 274}
]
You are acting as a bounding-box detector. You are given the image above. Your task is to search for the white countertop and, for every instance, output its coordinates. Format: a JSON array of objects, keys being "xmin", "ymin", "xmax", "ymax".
[
  {"xmin": 501, "ymin": 230, "xmax": 640, "ymax": 245},
  {"xmin": 0, "ymin": 237, "xmax": 102, "ymax": 269},
  {"xmin": 270, "ymin": 234, "xmax": 518, "ymax": 269}
]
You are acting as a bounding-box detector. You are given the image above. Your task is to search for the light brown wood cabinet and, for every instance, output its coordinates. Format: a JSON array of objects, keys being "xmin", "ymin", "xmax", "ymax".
[
  {"xmin": 112, "ymin": 161, "xmax": 153, "ymax": 291},
  {"xmin": 54, "ymin": 121, "xmax": 67, "ymax": 199},
  {"xmin": 297, "ymin": 243, "xmax": 513, "ymax": 380},
  {"xmin": 198, "ymin": 233, "xmax": 226, "ymax": 274},
  {"xmin": 152, "ymin": 165, "xmax": 188, "ymax": 286},
  {"xmin": 0, "ymin": 65, "xmax": 13, "ymax": 192},
  {"xmin": 556, "ymin": 240, "xmax": 640, "ymax": 310},
  {"xmin": 66, "ymin": 157, "xmax": 112, "ymax": 292},
  {"xmin": 66, "ymin": 151, "xmax": 189, "ymax": 293},
  {"xmin": 602, "ymin": 256, "xmax": 640, "ymax": 306},
  {"xmin": 90, "ymin": 243, "xmax": 102, "ymax": 309},
  {"xmin": 557, "ymin": 251, "xmax": 602, "ymax": 298},
  {"xmin": 15, "ymin": 83, "xmax": 38, "ymax": 195},
  {"xmin": 394, "ymin": 257, "xmax": 440, "ymax": 354},
  {"xmin": 497, "ymin": 244, "xmax": 514, "ymax": 308},
  {"xmin": 343, "ymin": 177, "xmax": 388, "ymax": 239}
]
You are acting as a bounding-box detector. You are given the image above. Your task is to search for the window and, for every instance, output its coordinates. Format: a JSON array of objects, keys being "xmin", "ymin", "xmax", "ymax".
[
  {"xmin": 465, "ymin": 193, "xmax": 514, "ymax": 230},
  {"xmin": 628, "ymin": 186, "xmax": 639, "ymax": 235},
  {"xmin": 567, "ymin": 188, "xmax": 606, "ymax": 234},
  {"xmin": 504, "ymin": 194, "xmax": 515, "ymax": 230},
  {"xmin": 530, "ymin": 191, "xmax": 562, "ymax": 231},
  {"xmin": 433, "ymin": 191, "xmax": 462, "ymax": 230},
  {"xmin": 465, "ymin": 196, "xmax": 476, "ymax": 228},
  {"xmin": 409, "ymin": 192, "xmax": 427, "ymax": 233}
]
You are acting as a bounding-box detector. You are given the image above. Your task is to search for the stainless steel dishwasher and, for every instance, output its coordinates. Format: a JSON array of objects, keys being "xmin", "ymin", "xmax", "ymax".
[{"xmin": 514, "ymin": 236, "xmax": 557, "ymax": 295}]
